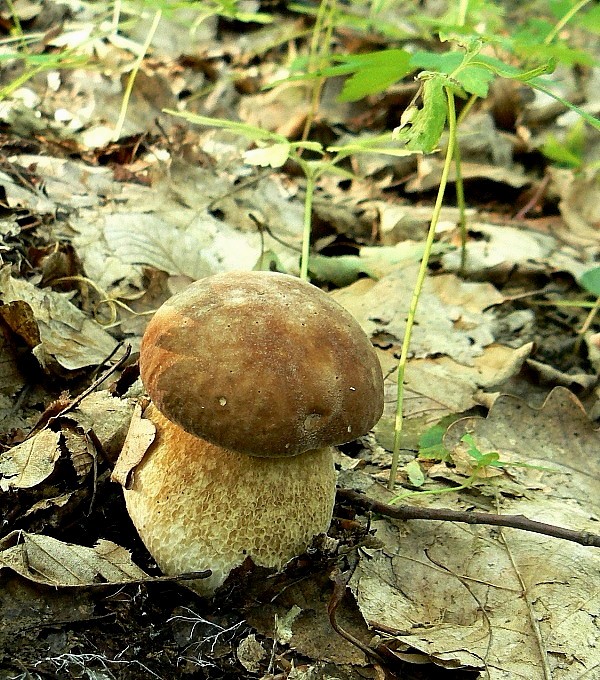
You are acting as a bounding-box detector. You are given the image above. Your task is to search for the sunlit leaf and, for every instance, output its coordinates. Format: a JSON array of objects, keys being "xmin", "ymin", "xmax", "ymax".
[
  {"xmin": 580, "ymin": 267, "xmax": 600, "ymax": 296},
  {"xmin": 395, "ymin": 75, "xmax": 447, "ymax": 152}
]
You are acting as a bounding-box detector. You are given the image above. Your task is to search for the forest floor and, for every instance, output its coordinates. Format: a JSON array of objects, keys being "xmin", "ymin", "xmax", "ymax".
[{"xmin": 0, "ymin": 2, "xmax": 599, "ymax": 679}]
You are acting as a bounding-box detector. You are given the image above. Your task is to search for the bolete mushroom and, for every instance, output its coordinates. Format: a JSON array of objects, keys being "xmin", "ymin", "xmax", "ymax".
[{"xmin": 118, "ymin": 270, "xmax": 383, "ymax": 594}]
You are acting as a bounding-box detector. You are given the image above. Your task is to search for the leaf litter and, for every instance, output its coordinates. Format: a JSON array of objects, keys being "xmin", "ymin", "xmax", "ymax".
[{"xmin": 0, "ymin": 1, "xmax": 599, "ymax": 679}]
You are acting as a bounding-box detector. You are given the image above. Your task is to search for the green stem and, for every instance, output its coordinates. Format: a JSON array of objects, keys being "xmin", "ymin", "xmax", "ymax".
[
  {"xmin": 454, "ymin": 142, "xmax": 467, "ymax": 274},
  {"xmin": 457, "ymin": 0, "xmax": 469, "ymax": 26},
  {"xmin": 388, "ymin": 88, "xmax": 458, "ymax": 492},
  {"xmin": 574, "ymin": 295, "xmax": 600, "ymax": 353},
  {"xmin": 300, "ymin": 166, "xmax": 316, "ymax": 281},
  {"xmin": 544, "ymin": 0, "xmax": 592, "ymax": 45},
  {"xmin": 454, "ymin": 96, "xmax": 477, "ymax": 275},
  {"xmin": 113, "ymin": 9, "xmax": 162, "ymax": 141}
]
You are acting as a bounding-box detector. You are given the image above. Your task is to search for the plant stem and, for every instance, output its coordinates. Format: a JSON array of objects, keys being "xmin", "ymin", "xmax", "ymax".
[
  {"xmin": 574, "ymin": 295, "xmax": 600, "ymax": 353},
  {"xmin": 388, "ymin": 88, "xmax": 458, "ymax": 491},
  {"xmin": 544, "ymin": 0, "xmax": 592, "ymax": 44},
  {"xmin": 299, "ymin": 165, "xmax": 317, "ymax": 280},
  {"xmin": 454, "ymin": 142, "xmax": 467, "ymax": 274},
  {"xmin": 301, "ymin": 0, "xmax": 335, "ymax": 143},
  {"xmin": 113, "ymin": 9, "xmax": 162, "ymax": 141},
  {"xmin": 457, "ymin": 0, "xmax": 469, "ymax": 26}
]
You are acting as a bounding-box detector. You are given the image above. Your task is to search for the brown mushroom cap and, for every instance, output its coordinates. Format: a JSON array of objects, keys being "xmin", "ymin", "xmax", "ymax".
[
  {"xmin": 124, "ymin": 404, "xmax": 337, "ymax": 595},
  {"xmin": 140, "ymin": 271, "xmax": 384, "ymax": 458}
]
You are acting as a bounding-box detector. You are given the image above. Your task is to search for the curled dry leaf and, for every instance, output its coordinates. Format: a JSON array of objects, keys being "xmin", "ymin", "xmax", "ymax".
[
  {"xmin": 0, "ymin": 531, "xmax": 148, "ymax": 586},
  {"xmin": 111, "ymin": 401, "xmax": 155, "ymax": 489},
  {"xmin": 0, "ymin": 266, "xmax": 118, "ymax": 371}
]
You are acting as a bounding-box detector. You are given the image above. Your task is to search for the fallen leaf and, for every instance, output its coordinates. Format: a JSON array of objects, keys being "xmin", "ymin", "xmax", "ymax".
[
  {"xmin": 0, "ymin": 532, "xmax": 148, "ymax": 586},
  {"xmin": 443, "ymin": 386, "xmax": 600, "ymax": 506},
  {"xmin": 332, "ymin": 267, "xmax": 503, "ymax": 366},
  {"xmin": 349, "ymin": 497, "xmax": 600, "ymax": 679},
  {"xmin": 111, "ymin": 401, "xmax": 155, "ymax": 489},
  {"xmin": 0, "ymin": 266, "xmax": 118, "ymax": 371},
  {"xmin": 0, "ymin": 429, "xmax": 62, "ymax": 491}
]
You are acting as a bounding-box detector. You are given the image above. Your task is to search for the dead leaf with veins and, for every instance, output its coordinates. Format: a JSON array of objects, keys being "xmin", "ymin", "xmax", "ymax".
[
  {"xmin": 0, "ymin": 266, "xmax": 118, "ymax": 371},
  {"xmin": 349, "ymin": 387, "xmax": 600, "ymax": 680},
  {"xmin": 111, "ymin": 401, "xmax": 155, "ymax": 489},
  {"xmin": 0, "ymin": 532, "xmax": 148, "ymax": 586},
  {"xmin": 0, "ymin": 429, "xmax": 62, "ymax": 491}
]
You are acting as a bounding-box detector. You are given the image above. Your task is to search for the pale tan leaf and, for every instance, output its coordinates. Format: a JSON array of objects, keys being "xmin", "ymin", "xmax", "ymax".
[
  {"xmin": 0, "ymin": 266, "xmax": 118, "ymax": 371},
  {"xmin": 111, "ymin": 402, "xmax": 155, "ymax": 489},
  {"xmin": 0, "ymin": 532, "xmax": 148, "ymax": 586},
  {"xmin": 0, "ymin": 429, "xmax": 61, "ymax": 491}
]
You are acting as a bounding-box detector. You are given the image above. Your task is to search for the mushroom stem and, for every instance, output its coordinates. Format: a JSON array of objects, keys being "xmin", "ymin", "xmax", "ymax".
[{"xmin": 123, "ymin": 405, "xmax": 337, "ymax": 595}]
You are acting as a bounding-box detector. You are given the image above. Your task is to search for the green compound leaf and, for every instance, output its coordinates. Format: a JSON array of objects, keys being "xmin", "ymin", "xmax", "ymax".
[
  {"xmin": 336, "ymin": 49, "xmax": 413, "ymax": 101},
  {"xmin": 395, "ymin": 75, "xmax": 447, "ymax": 153},
  {"xmin": 454, "ymin": 65, "xmax": 495, "ymax": 98}
]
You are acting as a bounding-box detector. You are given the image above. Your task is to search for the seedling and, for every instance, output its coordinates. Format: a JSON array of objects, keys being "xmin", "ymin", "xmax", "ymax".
[{"xmin": 392, "ymin": 431, "xmax": 556, "ymax": 503}]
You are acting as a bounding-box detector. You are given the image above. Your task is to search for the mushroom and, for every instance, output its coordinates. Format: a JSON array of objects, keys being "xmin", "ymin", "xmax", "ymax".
[{"xmin": 118, "ymin": 270, "xmax": 384, "ymax": 594}]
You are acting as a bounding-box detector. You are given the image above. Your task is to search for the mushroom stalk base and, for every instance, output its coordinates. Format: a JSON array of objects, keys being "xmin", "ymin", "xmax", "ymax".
[{"xmin": 123, "ymin": 405, "xmax": 337, "ymax": 595}]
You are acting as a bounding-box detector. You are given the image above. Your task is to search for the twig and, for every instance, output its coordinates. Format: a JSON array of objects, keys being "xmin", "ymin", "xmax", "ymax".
[
  {"xmin": 25, "ymin": 344, "xmax": 132, "ymax": 440},
  {"xmin": 336, "ymin": 488, "xmax": 600, "ymax": 548},
  {"xmin": 328, "ymin": 550, "xmax": 388, "ymax": 667},
  {"xmin": 513, "ymin": 172, "xmax": 551, "ymax": 220},
  {"xmin": 61, "ymin": 570, "xmax": 212, "ymax": 589}
]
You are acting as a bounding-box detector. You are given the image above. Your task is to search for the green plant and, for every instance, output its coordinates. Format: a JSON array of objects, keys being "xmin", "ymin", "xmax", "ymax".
[
  {"xmin": 392, "ymin": 432, "xmax": 555, "ymax": 502},
  {"xmin": 162, "ymin": 110, "xmax": 416, "ymax": 280},
  {"xmin": 541, "ymin": 119, "xmax": 588, "ymax": 169},
  {"xmin": 165, "ymin": 0, "xmax": 599, "ymax": 493}
]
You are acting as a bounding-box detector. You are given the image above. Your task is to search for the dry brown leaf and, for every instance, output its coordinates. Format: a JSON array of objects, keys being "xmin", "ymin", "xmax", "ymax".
[
  {"xmin": 0, "ymin": 326, "xmax": 26, "ymax": 398},
  {"xmin": 0, "ymin": 429, "xmax": 61, "ymax": 491},
  {"xmin": 62, "ymin": 426, "xmax": 94, "ymax": 481},
  {"xmin": 349, "ymin": 387, "xmax": 600, "ymax": 679},
  {"xmin": 444, "ymin": 386, "xmax": 600, "ymax": 506},
  {"xmin": 0, "ymin": 531, "xmax": 148, "ymax": 586},
  {"xmin": 74, "ymin": 390, "xmax": 137, "ymax": 461},
  {"xmin": 406, "ymin": 159, "xmax": 530, "ymax": 193},
  {"xmin": 0, "ymin": 266, "xmax": 118, "ymax": 371},
  {"xmin": 549, "ymin": 166, "xmax": 600, "ymax": 247},
  {"xmin": 373, "ymin": 343, "xmax": 533, "ymax": 454},
  {"xmin": 332, "ymin": 266, "xmax": 503, "ymax": 366},
  {"xmin": 111, "ymin": 401, "xmax": 155, "ymax": 489}
]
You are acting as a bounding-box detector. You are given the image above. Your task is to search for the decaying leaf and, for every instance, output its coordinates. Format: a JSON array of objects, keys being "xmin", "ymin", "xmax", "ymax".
[
  {"xmin": 348, "ymin": 388, "xmax": 600, "ymax": 679},
  {"xmin": 442, "ymin": 222, "xmax": 595, "ymax": 281},
  {"xmin": 62, "ymin": 425, "xmax": 94, "ymax": 480},
  {"xmin": 111, "ymin": 401, "xmax": 155, "ymax": 489},
  {"xmin": 74, "ymin": 390, "xmax": 137, "ymax": 461},
  {"xmin": 0, "ymin": 325, "xmax": 26, "ymax": 397},
  {"xmin": 373, "ymin": 342, "xmax": 533, "ymax": 454},
  {"xmin": 332, "ymin": 266, "xmax": 503, "ymax": 366},
  {"xmin": 0, "ymin": 266, "xmax": 118, "ymax": 371},
  {"xmin": 0, "ymin": 429, "xmax": 62, "ymax": 491},
  {"xmin": 444, "ymin": 386, "xmax": 600, "ymax": 506},
  {"xmin": 0, "ymin": 531, "xmax": 148, "ymax": 586},
  {"xmin": 70, "ymin": 160, "xmax": 306, "ymax": 291}
]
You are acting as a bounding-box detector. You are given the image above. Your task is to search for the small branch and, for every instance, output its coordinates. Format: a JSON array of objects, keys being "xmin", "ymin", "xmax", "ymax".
[
  {"xmin": 336, "ymin": 488, "xmax": 600, "ymax": 548},
  {"xmin": 328, "ymin": 550, "xmax": 387, "ymax": 667}
]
